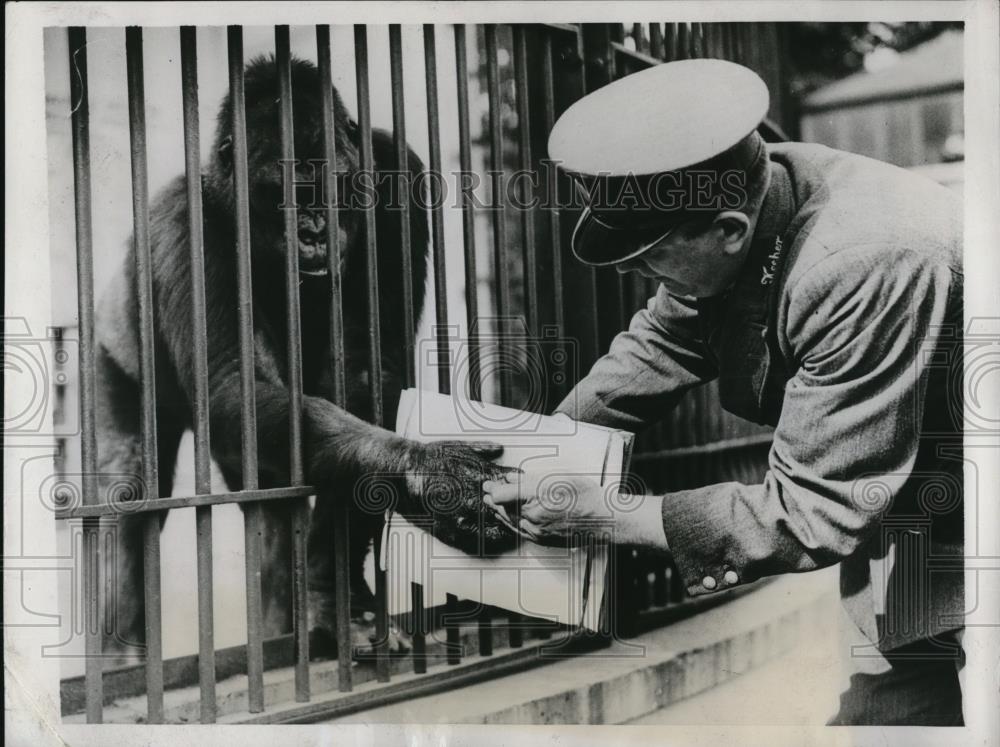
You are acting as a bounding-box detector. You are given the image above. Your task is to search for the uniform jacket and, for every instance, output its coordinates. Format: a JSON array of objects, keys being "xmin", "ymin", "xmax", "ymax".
[{"xmin": 556, "ymin": 142, "xmax": 964, "ymax": 652}]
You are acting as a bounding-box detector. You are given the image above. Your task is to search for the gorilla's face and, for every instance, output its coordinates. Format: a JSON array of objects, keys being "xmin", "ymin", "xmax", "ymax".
[
  {"xmin": 208, "ymin": 55, "xmax": 361, "ymax": 278},
  {"xmin": 246, "ymin": 164, "xmax": 354, "ymax": 277}
]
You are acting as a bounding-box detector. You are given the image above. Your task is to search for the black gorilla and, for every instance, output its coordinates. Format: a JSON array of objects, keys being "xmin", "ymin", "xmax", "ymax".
[{"xmin": 95, "ymin": 55, "xmax": 517, "ymax": 659}]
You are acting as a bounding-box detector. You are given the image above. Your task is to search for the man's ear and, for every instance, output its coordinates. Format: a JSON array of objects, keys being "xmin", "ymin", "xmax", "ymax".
[{"xmin": 713, "ymin": 211, "xmax": 751, "ymax": 255}]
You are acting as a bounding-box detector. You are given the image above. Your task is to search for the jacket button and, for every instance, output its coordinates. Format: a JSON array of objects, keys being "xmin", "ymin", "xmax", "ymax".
[
  {"xmin": 701, "ymin": 576, "xmax": 717, "ymax": 590},
  {"xmin": 723, "ymin": 570, "xmax": 739, "ymax": 585}
]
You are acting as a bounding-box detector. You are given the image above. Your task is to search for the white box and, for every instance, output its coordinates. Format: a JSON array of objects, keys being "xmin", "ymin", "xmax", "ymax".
[{"xmin": 380, "ymin": 389, "xmax": 634, "ymax": 632}]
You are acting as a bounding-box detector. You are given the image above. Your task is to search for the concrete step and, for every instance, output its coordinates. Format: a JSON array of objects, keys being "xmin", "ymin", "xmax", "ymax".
[{"xmin": 325, "ymin": 567, "xmax": 840, "ymax": 725}]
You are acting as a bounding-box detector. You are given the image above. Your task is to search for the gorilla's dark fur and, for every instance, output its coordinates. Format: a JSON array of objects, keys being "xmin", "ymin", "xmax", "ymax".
[{"xmin": 96, "ymin": 55, "xmax": 516, "ymax": 655}]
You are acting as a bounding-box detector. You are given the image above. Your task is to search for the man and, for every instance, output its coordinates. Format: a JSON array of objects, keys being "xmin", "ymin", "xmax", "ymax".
[{"xmin": 484, "ymin": 59, "xmax": 964, "ymax": 726}]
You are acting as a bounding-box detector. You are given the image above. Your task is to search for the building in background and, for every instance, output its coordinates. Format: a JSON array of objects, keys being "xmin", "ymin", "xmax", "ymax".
[{"xmin": 799, "ymin": 28, "xmax": 963, "ymax": 189}]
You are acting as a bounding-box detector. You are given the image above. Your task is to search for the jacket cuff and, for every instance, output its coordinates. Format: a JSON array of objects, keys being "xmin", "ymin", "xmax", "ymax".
[{"xmin": 660, "ymin": 482, "xmax": 752, "ymax": 596}]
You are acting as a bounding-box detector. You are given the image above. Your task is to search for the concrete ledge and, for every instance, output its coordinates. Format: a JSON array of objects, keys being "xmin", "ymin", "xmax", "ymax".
[{"xmin": 327, "ymin": 567, "xmax": 840, "ymax": 725}]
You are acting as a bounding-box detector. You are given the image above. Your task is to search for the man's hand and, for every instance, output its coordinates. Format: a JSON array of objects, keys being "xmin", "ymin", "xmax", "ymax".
[
  {"xmin": 483, "ymin": 472, "xmax": 614, "ymax": 545},
  {"xmin": 483, "ymin": 471, "xmax": 670, "ymax": 550}
]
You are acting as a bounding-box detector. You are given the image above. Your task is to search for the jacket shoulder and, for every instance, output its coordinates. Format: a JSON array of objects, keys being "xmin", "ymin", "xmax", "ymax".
[{"xmin": 769, "ymin": 143, "xmax": 962, "ymax": 290}]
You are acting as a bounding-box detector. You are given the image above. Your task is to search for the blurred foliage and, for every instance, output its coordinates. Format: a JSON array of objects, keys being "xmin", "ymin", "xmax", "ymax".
[{"xmin": 784, "ymin": 22, "xmax": 964, "ymax": 97}]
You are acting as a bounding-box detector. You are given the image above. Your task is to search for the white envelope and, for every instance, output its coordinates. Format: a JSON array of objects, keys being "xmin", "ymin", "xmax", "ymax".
[{"xmin": 380, "ymin": 389, "xmax": 634, "ymax": 632}]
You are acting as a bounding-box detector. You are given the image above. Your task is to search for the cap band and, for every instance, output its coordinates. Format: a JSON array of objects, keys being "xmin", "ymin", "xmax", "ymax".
[{"xmin": 569, "ymin": 131, "xmax": 768, "ymax": 266}]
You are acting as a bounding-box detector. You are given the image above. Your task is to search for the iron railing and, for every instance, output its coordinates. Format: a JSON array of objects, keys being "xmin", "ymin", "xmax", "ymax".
[{"xmin": 58, "ymin": 21, "xmax": 787, "ymax": 724}]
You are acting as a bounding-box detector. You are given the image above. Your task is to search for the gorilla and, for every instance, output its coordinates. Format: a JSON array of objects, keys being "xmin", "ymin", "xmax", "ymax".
[{"xmin": 95, "ymin": 55, "xmax": 518, "ymax": 660}]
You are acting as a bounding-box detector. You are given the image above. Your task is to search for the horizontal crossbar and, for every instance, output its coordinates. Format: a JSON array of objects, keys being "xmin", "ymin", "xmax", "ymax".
[{"xmin": 55, "ymin": 485, "xmax": 316, "ymax": 519}]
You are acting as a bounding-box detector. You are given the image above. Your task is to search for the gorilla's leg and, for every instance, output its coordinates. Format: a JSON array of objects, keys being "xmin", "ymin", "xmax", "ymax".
[
  {"xmin": 307, "ymin": 483, "xmax": 411, "ymax": 659},
  {"xmin": 257, "ymin": 500, "xmax": 293, "ymax": 638},
  {"xmin": 96, "ymin": 346, "xmax": 183, "ymax": 660}
]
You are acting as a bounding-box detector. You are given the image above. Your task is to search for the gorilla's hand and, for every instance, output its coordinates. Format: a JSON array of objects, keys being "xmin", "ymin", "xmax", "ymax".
[{"xmin": 401, "ymin": 441, "xmax": 522, "ymax": 554}]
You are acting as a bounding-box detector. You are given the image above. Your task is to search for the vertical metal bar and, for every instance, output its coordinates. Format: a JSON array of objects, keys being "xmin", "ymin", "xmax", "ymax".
[
  {"xmin": 513, "ymin": 26, "xmax": 538, "ymax": 339},
  {"xmin": 649, "ymin": 23, "xmax": 664, "ymax": 59},
  {"xmin": 663, "ymin": 23, "xmax": 677, "ymax": 61},
  {"xmin": 411, "ymin": 582, "xmax": 426, "ymax": 673},
  {"xmin": 68, "ymin": 26, "xmax": 104, "ymax": 725},
  {"xmin": 389, "ymin": 26, "xmax": 416, "ymax": 390},
  {"xmin": 700, "ymin": 23, "xmax": 711, "ymax": 58},
  {"xmin": 541, "ymin": 29, "xmax": 566, "ymax": 405},
  {"xmin": 485, "ymin": 24, "xmax": 509, "ymax": 405},
  {"xmin": 486, "ymin": 24, "xmax": 522, "ymax": 647},
  {"xmin": 179, "ymin": 25, "xmax": 217, "ymax": 724},
  {"xmin": 691, "ymin": 22, "xmax": 704, "ymax": 58},
  {"xmin": 454, "ymin": 24, "xmax": 482, "ymax": 403},
  {"xmin": 714, "ymin": 23, "xmax": 725, "ymax": 59},
  {"xmin": 315, "ymin": 24, "xmax": 353, "ymax": 693},
  {"xmin": 124, "ymin": 27, "xmax": 165, "ymax": 724},
  {"xmin": 582, "ymin": 24, "xmax": 626, "ymax": 354},
  {"xmin": 478, "ymin": 607, "xmax": 493, "ymax": 656},
  {"xmin": 446, "ymin": 592, "xmax": 461, "ymax": 664},
  {"xmin": 275, "ymin": 25, "xmax": 311, "ymax": 704},
  {"xmin": 427, "ymin": 22, "xmax": 466, "ymax": 661},
  {"xmin": 355, "ymin": 26, "xmax": 384, "ymax": 430},
  {"xmin": 676, "ymin": 23, "xmax": 690, "ymax": 60},
  {"xmin": 719, "ymin": 23, "xmax": 731, "ymax": 60},
  {"xmin": 226, "ymin": 25, "xmax": 266, "ymax": 714},
  {"xmin": 726, "ymin": 23, "xmax": 737, "ymax": 60},
  {"xmin": 514, "ymin": 26, "xmax": 541, "ymax": 643},
  {"xmin": 354, "ymin": 25, "xmax": 391, "ymax": 684},
  {"xmin": 572, "ymin": 26, "xmax": 601, "ymax": 367},
  {"xmin": 424, "ymin": 24, "xmax": 451, "ymax": 397},
  {"xmin": 389, "ymin": 23, "xmax": 427, "ymax": 677},
  {"xmin": 631, "ymin": 23, "xmax": 644, "ymax": 53}
]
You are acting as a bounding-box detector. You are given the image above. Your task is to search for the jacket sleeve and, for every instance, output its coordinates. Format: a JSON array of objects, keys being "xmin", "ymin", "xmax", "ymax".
[
  {"xmin": 553, "ymin": 285, "xmax": 718, "ymax": 432},
  {"xmin": 660, "ymin": 245, "xmax": 960, "ymax": 596}
]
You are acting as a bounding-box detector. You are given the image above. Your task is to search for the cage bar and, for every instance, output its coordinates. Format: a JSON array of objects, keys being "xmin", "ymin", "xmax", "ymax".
[
  {"xmin": 389, "ymin": 25, "xmax": 416, "ymax": 390},
  {"xmin": 663, "ymin": 23, "xmax": 678, "ymax": 60},
  {"xmin": 411, "ymin": 582, "xmax": 427, "ymax": 673},
  {"xmin": 124, "ymin": 27, "xmax": 166, "ymax": 723},
  {"xmin": 274, "ymin": 25, "xmax": 312, "ymax": 703},
  {"xmin": 677, "ymin": 22, "xmax": 692, "ymax": 61},
  {"xmin": 315, "ymin": 24, "xmax": 354, "ymax": 693},
  {"xmin": 67, "ymin": 26, "xmax": 104, "ymax": 725},
  {"xmin": 485, "ymin": 24, "xmax": 524, "ymax": 647},
  {"xmin": 691, "ymin": 22, "xmax": 704, "ymax": 58},
  {"xmin": 387, "ymin": 24, "xmax": 426, "ymax": 675},
  {"xmin": 226, "ymin": 25, "xmax": 267, "ymax": 714},
  {"xmin": 540, "ymin": 29, "xmax": 567, "ymax": 406},
  {"xmin": 424, "ymin": 24, "xmax": 452, "ymax": 397},
  {"xmin": 503, "ymin": 21, "xmax": 544, "ymax": 656},
  {"xmin": 446, "ymin": 593, "xmax": 461, "ymax": 665},
  {"xmin": 424, "ymin": 23, "xmax": 466, "ymax": 661},
  {"xmin": 352, "ymin": 24, "xmax": 391, "ymax": 684},
  {"xmin": 454, "ymin": 24, "xmax": 482, "ymax": 402},
  {"xmin": 55, "ymin": 20, "xmax": 784, "ymax": 724},
  {"xmin": 179, "ymin": 25, "xmax": 218, "ymax": 724},
  {"xmin": 703, "ymin": 22, "xmax": 720, "ymax": 59},
  {"xmin": 513, "ymin": 26, "xmax": 538, "ymax": 338},
  {"xmin": 485, "ymin": 25, "xmax": 510, "ymax": 406},
  {"xmin": 649, "ymin": 23, "xmax": 664, "ymax": 59}
]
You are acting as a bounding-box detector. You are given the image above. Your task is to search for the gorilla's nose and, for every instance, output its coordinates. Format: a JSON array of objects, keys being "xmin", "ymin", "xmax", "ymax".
[
  {"xmin": 298, "ymin": 226, "xmax": 324, "ymax": 246},
  {"xmin": 297, "ymin": 211, "xmax": 327, "ymax": 240}
]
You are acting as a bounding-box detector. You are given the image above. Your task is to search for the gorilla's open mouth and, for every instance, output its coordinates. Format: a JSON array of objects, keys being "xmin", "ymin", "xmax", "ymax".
[{"xmin": 298, "ymin": 238, "xmax": 328, "ymax": 276}]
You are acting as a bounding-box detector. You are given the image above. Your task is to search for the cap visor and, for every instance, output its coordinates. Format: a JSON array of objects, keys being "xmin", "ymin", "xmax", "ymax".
[{"xmin": 571, "ymin": 208, "xmax": 679, "ymax": 267}]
